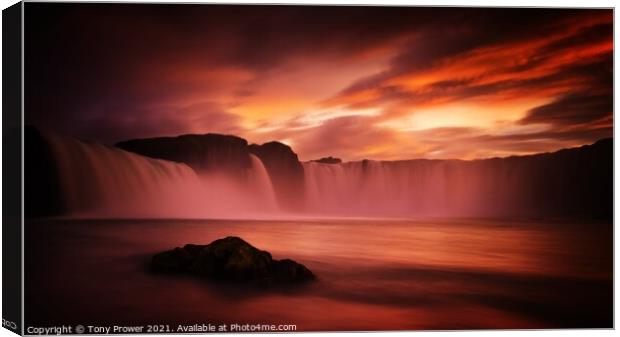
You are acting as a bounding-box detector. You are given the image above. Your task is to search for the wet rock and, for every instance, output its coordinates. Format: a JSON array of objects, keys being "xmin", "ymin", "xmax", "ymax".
[{"xmin": 151, "ymin": 236, "xmax": 315, "ymax": 285}]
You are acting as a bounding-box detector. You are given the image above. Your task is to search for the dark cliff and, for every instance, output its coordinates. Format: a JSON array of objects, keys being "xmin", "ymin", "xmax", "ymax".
[
  {"xmin": 116, "ymin": 135, "xmax": 306, "ymax": 210},
  {"xmin": 496, "ymin": 138, "xmax": 612, "ymax": 219},
  {"xmin": 478, "ymin": 138, "xmax": 612, "ymax": 219},
  {"xmin": 116, "ymin": 134, "xmax": 251, "ymax": 172},
  {"xmin": 248, "ymin": 142, "xmax": 305, "ymax": 211}
]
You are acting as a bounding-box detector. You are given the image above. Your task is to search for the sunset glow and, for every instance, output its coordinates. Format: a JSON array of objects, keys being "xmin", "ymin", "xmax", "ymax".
[{"xmin": 26, "ymin": 5, "xmax": 612, "ymax": 161}]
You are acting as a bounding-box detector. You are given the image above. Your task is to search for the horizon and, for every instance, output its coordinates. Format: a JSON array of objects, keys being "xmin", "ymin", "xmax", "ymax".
[
  {"xmin": 25, "ymin": 5, "xmax": 612, "ymax": 162},
  {"xmin": 35, "ymin": 124, "xmax": 612, "ymax": 163}
]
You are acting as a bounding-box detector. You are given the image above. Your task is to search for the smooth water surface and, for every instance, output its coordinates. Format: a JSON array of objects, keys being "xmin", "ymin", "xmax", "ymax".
[{"xmin": 25, "ymin": 218, "xmax": 612, "ymax": 330}]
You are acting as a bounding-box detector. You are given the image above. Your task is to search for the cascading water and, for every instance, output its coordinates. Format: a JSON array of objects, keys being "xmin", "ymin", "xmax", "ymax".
[
  {"xmin": 247, "ymin": 154, "xmax": 279, "ymax": 211},
  {"xmin": 37, "ymin": 130, "xmax": 611, "ymax": 219},
  {"xmin": 303, "ymin": 159, "xmax": 534, "ymax": 217},
  {"xmin": 42, "ymin": 131, "xmax": 278, "ymax": 218},
  {"xmin": 196, "ymin": 154, "xmax": 278, "ymax": 216}
]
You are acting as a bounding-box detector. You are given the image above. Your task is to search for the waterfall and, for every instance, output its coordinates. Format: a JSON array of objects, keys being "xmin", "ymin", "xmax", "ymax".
[
  {"xmin": 303, "ymin": 159, "xmax": 532, "ymax": 217},
  {"xmin": 247, "ymin": 154, "xmax": 278, "ymax": 211},
  {"xmin": 35, "ymin": 130, "xmax": 611, "ymax": 219},
  {"xmin": 42, "ymin": 131, "xmax": 279, "ymax": 218}
]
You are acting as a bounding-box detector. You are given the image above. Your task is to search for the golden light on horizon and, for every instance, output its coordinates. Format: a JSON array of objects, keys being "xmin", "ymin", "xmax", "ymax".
[{"xmin": 25, "ymin": 6, "xmax": 612, "ymax": 162}]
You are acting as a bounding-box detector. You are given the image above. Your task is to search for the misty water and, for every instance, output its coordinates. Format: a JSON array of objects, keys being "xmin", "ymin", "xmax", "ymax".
[
  {"xmin": 41, "ymin": 129, "xmax": 612, "ymax": 220},
  {"xmin": 26, "ymin": 218, "xmax": 611, "ymax": 330}
]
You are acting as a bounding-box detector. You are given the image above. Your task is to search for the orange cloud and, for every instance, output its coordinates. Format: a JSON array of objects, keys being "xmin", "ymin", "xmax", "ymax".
[{"xmin": 26, "ymin": 5, "xmax": 612, "ymax": 161}]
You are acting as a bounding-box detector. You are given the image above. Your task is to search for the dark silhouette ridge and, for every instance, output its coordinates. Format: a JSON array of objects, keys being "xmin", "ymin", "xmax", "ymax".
[
  {"xmin": 386, "ymin": 138, "xmax": 612, "ymax": 219},
  {"xmin": 311, "ymin": 156, "xmax": 342, "ymax": 164},
  {"xmin": 116, "ymin": 133, "xmax": 252, "ymax": 172}
]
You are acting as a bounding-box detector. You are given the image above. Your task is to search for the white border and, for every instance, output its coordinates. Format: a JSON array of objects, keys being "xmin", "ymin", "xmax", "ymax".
[{"xmin": 0, "ymin": 1, "xmax": 616, "ymax": 337}]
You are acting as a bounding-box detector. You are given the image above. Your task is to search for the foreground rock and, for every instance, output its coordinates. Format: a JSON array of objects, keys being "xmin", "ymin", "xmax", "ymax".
[{"xmin": 151, "ymin": 236, "xmax": 315, "ymax": 285}]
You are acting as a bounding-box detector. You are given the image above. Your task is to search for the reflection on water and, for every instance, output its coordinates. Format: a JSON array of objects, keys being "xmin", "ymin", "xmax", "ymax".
[{"xmin": 25, "ymin": 218, "xmax": 612, "ymax": 330}]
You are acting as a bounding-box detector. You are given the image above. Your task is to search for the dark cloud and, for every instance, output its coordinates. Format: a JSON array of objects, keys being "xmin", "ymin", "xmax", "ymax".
[
  {"xmin": 521, "ymin": 92, "xmax": 613, "ymax": 126},
  {"xmin": 56, "ymin": 101, "xmax": 242, "ymax": 144},
  {"xmin": 24, "ymin": 4, "xmax": 613, "ymax": 159},
  {"xmin": 333, "ymin": 8, "xmax": 609, "ymax": 95},
  {"xmin": 539, "ymin": 22, "xmax": 613, "ymax": 55},
  {"xmin": 24, "ymin": 3, "xmax": 434, "ymax": 142},
  {"xmin": 323, "ymin": 9, "xmax": 612, "ymax": 146}
]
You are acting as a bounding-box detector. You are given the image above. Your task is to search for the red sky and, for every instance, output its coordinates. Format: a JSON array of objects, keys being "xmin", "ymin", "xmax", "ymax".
[{"xmin": 26, "ymin": 5, "xmax": 613, "ymax": 161}]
